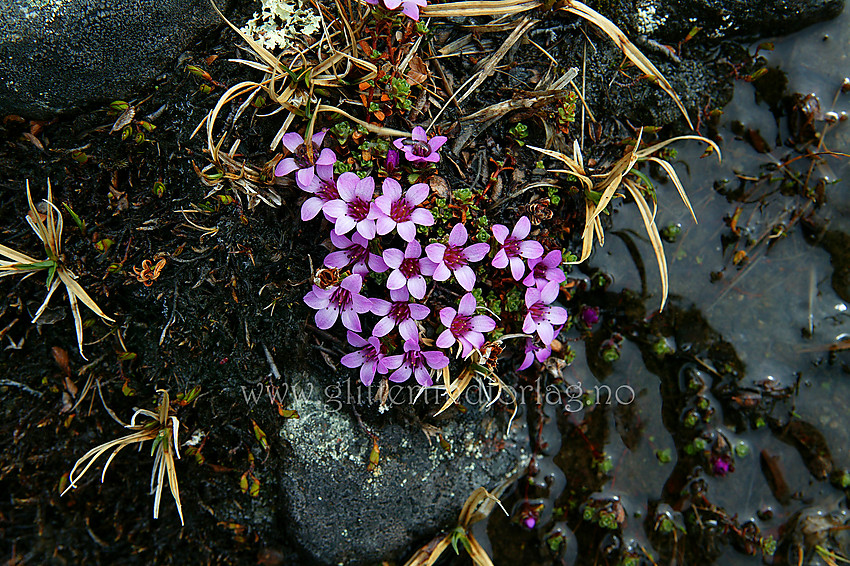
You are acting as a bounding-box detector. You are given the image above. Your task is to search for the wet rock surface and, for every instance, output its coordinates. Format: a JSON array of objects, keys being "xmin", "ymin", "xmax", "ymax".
[
  {"xmin": 279, "ymin": 374, "xmax": 530, "ymax": 564},
  {"xmin": 605, "ymin": 0, "xmax": 844, "ymax": 41},
  {"xmin": 0, "ymin": 0, "xmax": 230, "ymax": 117}
]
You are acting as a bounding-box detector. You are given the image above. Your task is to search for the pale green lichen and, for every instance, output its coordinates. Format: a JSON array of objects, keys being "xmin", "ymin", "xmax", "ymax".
[{"xmin": 240, "ymin": 0, "xmax": 322, "ymax": 52}]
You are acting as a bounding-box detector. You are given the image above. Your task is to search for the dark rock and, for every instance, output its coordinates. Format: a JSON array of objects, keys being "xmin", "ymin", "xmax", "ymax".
[
  {"xmin": 279, "ymin": 372, "xmax": 531, "ymax": 565},
  {"xmin": 0, "ymin": 0, "xmax": 229, "ymax": 118},
  {"xmin": 604, "ymin": 0, "xmax": 844, "ymax": 41}
]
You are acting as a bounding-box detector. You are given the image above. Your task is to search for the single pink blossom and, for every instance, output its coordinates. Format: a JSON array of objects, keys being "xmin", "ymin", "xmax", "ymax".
[
  {"xmin": 492, "ymin": 216, "xmax": 544, "ymax": 280},
  {"xmin": 393, "ymin": 126, "xmax": 447, "ymax": 163},
  {"xmin": 384, "ymin": 338, "xmax": 449, "ymax": 386},
  {"xmin": 369, "ymin": 287, "xmax": 430, "ymax": 341},
  {"xmin": 522, "ymin": 249, "xmax": 566, "ymax": 288},
  {"xmin": 324, "ymin": 231, "xmax": 388, "ymax": 276},
  {"xmin": 522, "ymin": 281, "xmax": 568, "ymax": 344},
  {"xmin": 425, "ymin": 223, "xmax": 490, "ymax": 291},
  {"xmin": 435, "ymin": 293, "xmax": 496, "ymax": 358},
  {"xmin": 324, "ymin": 172, "xmax": 379, "ymax": 240},
  {"xmin": 303, "ymin": 274, "xmax": 372, "ymax": 332},
  {"xmin": 275, "ymin": 130, "xmax": 337, "ymax": 190},
  {"xmin": 373, "ymin": 178, "xmax": 434, "ymax": 241},
  {"xmin": 341, "ymin": 331, "xmax": 390, "ymax": 386},
  {"xmin": 383, "ymin": 239, "xmax": 437, "ymax": 299}
]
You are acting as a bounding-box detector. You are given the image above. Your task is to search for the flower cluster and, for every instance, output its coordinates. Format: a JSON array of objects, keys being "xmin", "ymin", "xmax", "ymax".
[{"xmin": 277, "ymin": 125, "xmax": 568, "ymax": 388}]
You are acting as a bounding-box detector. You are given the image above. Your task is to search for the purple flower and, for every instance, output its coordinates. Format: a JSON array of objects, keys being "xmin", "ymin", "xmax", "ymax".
[
  {"xmin": 373, "ymin": 178, "xmax": 434, "ymax": 241},
  {"xmin": 300, "ymin": 166, "xmax": 340, "ymax": 222},
  {"xmin": 522, "ymin": 281, "xmax": 568, "ymax": 344},
  {"xmin": 522, "ymin": 249, "xmax": 566, "ymax": 288},
  {"xmin": 370, "ymin": 287, "xmax": 430, "ymax": 341},
  {"xmin": 324, "ymin": 172, "xmax": 378, "ymax": 240},
  {"xmin": 436, "ymin": 293, "xmax": 496, "ymax": 358},
  {"xmin": 383, "ymin": 240, "xmax": 437, "ymax": 300},
  {"xmin": 492, "ymin": 216, "xmax": 544, "ymax": 280},
  {"xmin": 425, "ymin": 223, "xmax": 490, "ymax": 291},
  {"xmin": 517, "ymin": 338, "xmax": 553, "ymax": 371},
  {"xmin": 384, "ymin": 0, "xmax": 427, "ymax": 20},
  {"xmin": 393, "ymin": 126, "xmax": 447, "ymax": 164},
  {"xmin": 384, "ymin": 338, "xmax": 449, "ymax": 386},
  {"xmin": 386, "ymin": 148, "xmax": 400, "ymax": 174},
  {"xmin": 275, "ymin": 130, "xmax": 337, "ymax": 190},
  {"xmin": 711, "ymin": 453, "xmax": 733, "ymax": 476},
  {"xmin": 580, "ymin": 306, "xmax": 599, "ymax": 326},
  {"xmin": 324, "ymin": 231, "xmax": 388, "ymax": 276},
  {"xmin": 341, "ymin": 331, "xmax": 390, "ymax": 386},
  {"xmin": 303, "ymin": 274, "xmax": 372, "ymax": 332}
]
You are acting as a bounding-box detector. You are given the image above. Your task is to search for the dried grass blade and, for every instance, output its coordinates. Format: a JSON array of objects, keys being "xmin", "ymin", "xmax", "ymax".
[
  {"xmin": 588, "ymin": 129, "xmax": 643, "ymax": 225},
  {"xmin": 526, "ymin": 145, "xmax": 592, "ymax": 189},
  {"xmin": 421, "ymin": 0, "xmax": 540, "ymax": 17},
  {"xmin": 622, "ymin": 179, "xmax": 668, "ymax": 310},
  {"xmin": 57, "ymin": 269, "xmax": 114, "ymax": 322},
  {"xmin": 561, "ymin": 1, "xmax": 693, "ymax": 129},
  {"xmin": 30, "ymin": 276, "xmax": 62, "ymax": 323},
  {"xmin": 636, "ymin": 135, "xmax": 721, "ymax": 160},
  {"xmin": 164, "ymin": 444, "xmax": 184, "ymax": 525},
  {"xmin": 0, "ymin": 243, "xmax": 39, "ymax": 264},
  {"xmin": 317, "ymin": 104, "xmax": 412, "ymax": 137},
  {"xmin": 644, "ymin": 156, "xmax": 697, "ymax": 223}
]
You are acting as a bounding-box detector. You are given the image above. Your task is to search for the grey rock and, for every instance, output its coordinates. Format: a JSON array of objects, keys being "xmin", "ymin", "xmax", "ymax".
[
  {"xmin": 606, "ymin": 0, "xmax": 844, "ymax": 41},
  {"xmin": 0, "ymin": 0, "xmax": 229, "ymax": 118},
  {"xmin": 278, "ymin": 372, "xmax": 531, "ymax": 565}
]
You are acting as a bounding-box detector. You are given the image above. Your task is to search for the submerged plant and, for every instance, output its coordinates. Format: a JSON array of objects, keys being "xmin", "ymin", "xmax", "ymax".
[
  {"xmin": 61, "ymin": 389, "xmax": 184, "ymax": 525},
  {"xmin": 0, "ymin": 180, "xmax": 114, "ymax": 359}
]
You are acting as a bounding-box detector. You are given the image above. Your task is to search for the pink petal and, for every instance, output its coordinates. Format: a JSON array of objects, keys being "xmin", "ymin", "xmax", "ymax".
[
  {"xmin": 383, "ymin": 248, "xmax": 404, "ymax": 269},
  {"xmin": 389, "ymin": 366, "xmax": 412, "ymax": 383},
  {"xmin": 341, "ymin": 350, "xmax": 366, "ymax": 368},
  {"xmin": 439, "ymin": 307, "xmax": 456, "ymax": 327},
  {"xmin": 465, "ymin": 331, "xmax": 485, "ymax": 352},
  {"xmin": 525, "ymin": 286, "xmax": 540, "ymax": 308},
  {"xmin": 311, "ymin": 130, "xmax": 327, "ymax": 147},
  {"xmin": 491, "ymin": 224, "xmax": 509, "ymax": 244},
  {"xmin": 275, "ymin": 157, "xmax": 298, "ymax": 177},
  {"xmin": 324, "ymin": 200, "xmax": 348, "ymax": 220},
  {"xmin": 422, "ymin": 350, "xmax": 449, "ymax": 369},
  {"xmin": 469, "ymin": 315, "xmax": 496, "ymax": 333},
  {"xmin": 436, "ymin": 329, "xmax": 456, "ymax": 349},
  {"xmin": 296, "ymin": 167, "xmax": 315, "ymax": 189},
  {"xmin": 315, "ymin": 307, "xmax": 339, "ymax": 329},
  {"xmin": 389, "ymin": 287, "xmax": 410, "ymax": 302},
  {"xmin": 372, "ymin": 317, "xmax": 395, "ymax": 337},
  {"xmin": 282, "ymin": 132, "xmax": 304, "ymax": 153},
  {"xmin": 368, "ymin": 254, "xmax": 388, "ymax": 273},
  {"xmin": 432, "ymin": 263, "xmax": 451, "ymax": 281},
  {"xmin": 341, "ymin": 274, "xmax": 363, "ymax": 292},
  {"xmin": 383, "ymin": 0, "xmax": 401, "ymax": 8},
  {"xmin": 356, "ymin": 219, "xmax": 376, "ymax": 240},
  {"xmin": 405, "ymin": 239, "xmax": 422, "ymax": 258},
  {"xmin": 548, "ymin": 306, "xmax": 568, "ymax": 326},
  {"xmin": 413, "ymin": 366, "xmax": 431, "ymax": 386},
  {"xmin": 398, "ymin": 319, "xmax": 418, "ymax": 341},
  {"xmin": 332, "ymin": 230, "xmax": 353, "ymax": 248},
  {"xmin": 382, "ymin": 178, "xmax": 403, "ymax": 200},
  {"xmin": 407, "ymin": 276, "xmax": 427, "ymax": 299},
  {"xmin": 406, "ymin": 183, "xmax": 429, "ymax": 205},
  {"xmin": 425, "ymin": 243, "xmax": 445, "ymax": 263},
  {"xmin": 492, "ymin": 248, "xmax": 509, "ymax": 269},
  {"xmin": 509, "ymin": 256, "xmax": 525, "ymax": 280},
  {"xmin": 347, "ymin": 330, "xmax": 367, "ymax": 347},
  {"xmin": 408, "ymin": 303, "xmax": 430, "ymax": 320},
  {"xmin": 341, "ymin": 308, "xmax": 362, "ymax": 332},
  {"xmin": 384, "ymin": 354, "xmax": 404, "ymax": 371},
  {"xmin": 304, "ymin": 288, "xmax": 330, "ymax": 309},
  {"xmin": 454, "ymin": 265, "xmax": 476, "ymax": 291},
  {"xmin": 519, "ymin": 240, "xmax": 544, "ymax": 259},
  {"xmin": 458, "ymin": 336, "xmax": 475, "ymax": 358},
  {"xmin": 536, "ymin": 322, "xmax": 554, "ymax": 344},
  {"xmin": 324, "ymin": 250, "xmax": 350, "ymax": 269},
  {"xmin": 448, "ymin": 223, "xmax": 468, "ymax": 246},
  {"xmin": 397, "ymin": 221, "xmax": 416, "ymax": 242},
  {"xmin": 540, "ymin": 281, "xmax": 560, "ymax": 304},
  {"xmin": 463, "ymin": 242, "xmax": 490, "ymax": 263},
  {"xmin": 370, "ymin": 298, "xmax": 391, "ymax": 316},
  {"xmin": 512, "ymin": 216, "xmax": 531, "ymax": 239},
  {"xmin": 355, "ymin": 176, "xmax": 375, "ymax": 201},
  {"xmin": 336, "ymin": 172, "xmax": 359, "ymax": 201},
  {"xmin": 410, "ymin": 208, "xmax": 434, "ymax": 226},
  {"xmin": 352, "ymin": 294, "xmax": 372, "ymax": 314},
  {"xmin": 360, "ymin": 363, "xmax": 377, "ymax": 386},
  {"xmin": 458, "ymin": 293, "xmax": 477, "ymax": 316},
  {"xmin": 543, "ymin": 249, "xmax": 562, "ymax": 267},
  {"xmin": 387, "ymin": 270, "xmax": 407, "ymax": 290},
  {"xmin": 376, "ymin": 215, "xmax": 396, "ymax": 235},
  {"xmin": 419, "ymin": 259, "xmax": 437, "ymax": 277},
  {"xmin": 301, "ymin": 197, "xmax": 323, "ymax": 221},
  {"xmin": 522, "ymin": 314, "xmax": 536, "ymax": 335},
  {"xmin": 316, "ymin": 148, "xmax": 336, "ymax": 166},
  {"xmin": 411, "ymin": 126, "xmax": 427, "ymax": 142},
  {"xmin": 429, "ymin": 135, "xmax": 447, "ymax": 152},
  {"xmin": 333, "ymin": 215, "xmax": 354, "ymax": 235}
]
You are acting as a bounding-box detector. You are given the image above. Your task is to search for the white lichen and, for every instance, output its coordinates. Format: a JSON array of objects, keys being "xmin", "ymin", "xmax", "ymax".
[
  {"xmin": 240, "ymin": 0, "xmax": 322, "ymax": 52},
  {"xmin": 635, "ymin": 0, "xmax": 668, "ymax": 35}
]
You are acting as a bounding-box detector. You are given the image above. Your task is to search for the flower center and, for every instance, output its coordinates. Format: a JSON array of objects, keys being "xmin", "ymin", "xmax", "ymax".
[
  {"xmin": 443, "ymin": 245, "xmax": 464, "ymax": 270},
  {"xmin": 403, "ymin": 139, "xmax": 432, "ymax": 157},
  {"xmin": 348, "ymin": 197, "xmax": 371, "ymax": 222},
  {"xmin": 346, "ymin": 243, "xmax": 369, "ymax": 265},
  {"xmin": 503, "ymin": 237, "xmax": 521, "ymax": 258},
  {"xmin": 295, "ymin": 142, "xmax": 321, "ymax": 168},
  {"xmin": 389, "ymin": 301, "xmax": 411, "ymax": 322},
  {"xmin": 450, "ymin": 314, "xmax": 472, "ymax": 336},
  {"xmin": 389, "ymin": 199, "xmax": 412, "ymax": 222},
  {"xmin": 330, "ymin": 286, "xmax": 352, "ymax": 311},
  {"xmin": 527, "ymin": 301, "xmax": 549, "ymax": 323},
  {"xmin": 317, "ymin": 180, "xmax": 339, "ymax": 202},
  {"xmin": 404, "ymin": 349, "xmax": 423, "ymax": 369},
  {"xmin": 399, "ymin": 257, "xmax": 420, "ymax": 279}
]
